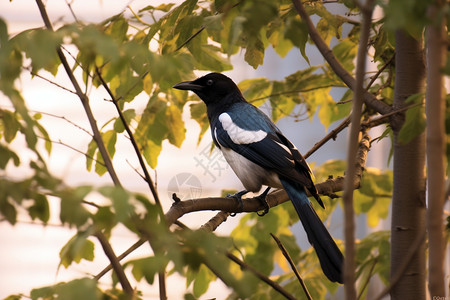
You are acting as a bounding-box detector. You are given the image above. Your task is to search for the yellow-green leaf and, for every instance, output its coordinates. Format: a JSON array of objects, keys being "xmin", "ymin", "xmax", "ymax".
[{"xmin": 166, "ymin": 104, "xmax": 186, "ymax": 148}]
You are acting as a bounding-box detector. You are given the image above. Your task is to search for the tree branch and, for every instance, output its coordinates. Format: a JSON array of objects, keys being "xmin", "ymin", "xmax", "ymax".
[
  {"xmin": 291, "ymin": 0, "xmax": 393, "ymax": 117},
  {"xmin": 341, "ymin": 1, "xmax": 374, "ymax": 297},
  {"xmin": 94, "ymin": 231, "xmax": 134, "ymax": 297},
  {"xmin": 35, "ymin": 0, "xmax": 122, "ymax": 187},
  {"xmin": 94, "ymin": 67, "xmax": 162, "ymax": 208},
  {"xmin": 94, "ymin": 238, "xmax": 146, "ymax": 280}
]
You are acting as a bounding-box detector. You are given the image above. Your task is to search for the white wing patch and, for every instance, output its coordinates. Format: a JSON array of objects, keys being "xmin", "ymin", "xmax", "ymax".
[{"xmin": 219, "ymin": 113, "xmax": 267, "ymax": 145}]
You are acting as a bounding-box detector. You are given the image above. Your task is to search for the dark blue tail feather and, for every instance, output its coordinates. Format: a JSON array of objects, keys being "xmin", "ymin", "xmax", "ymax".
[{"xmin": 281, "ymin": 178, "xmax": 344, "ymax": 283}]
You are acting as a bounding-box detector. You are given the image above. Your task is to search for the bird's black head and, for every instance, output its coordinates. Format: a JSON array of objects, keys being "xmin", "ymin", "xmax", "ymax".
[{"xmin": 173, "ymin": 72, "xmax": 243, "ymax": 105}]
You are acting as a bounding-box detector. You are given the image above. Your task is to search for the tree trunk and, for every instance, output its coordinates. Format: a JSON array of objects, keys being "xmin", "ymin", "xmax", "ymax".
[
  {"xmin": 425, "ymin": 0, "xmax": 447, "ymax": 296},
  {"xmin": 390, "ymin": 31, "xmax": 426, "ymax": 300}
]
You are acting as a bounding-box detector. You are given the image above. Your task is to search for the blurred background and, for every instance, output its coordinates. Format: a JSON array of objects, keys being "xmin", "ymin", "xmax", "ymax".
[{"xmin": 1, "ymin": 0, "xmax": 438, "ymax": 299}]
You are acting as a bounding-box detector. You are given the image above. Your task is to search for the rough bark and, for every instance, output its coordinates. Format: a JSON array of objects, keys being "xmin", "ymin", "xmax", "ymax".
[
  {"xmin": 390, "ymin": 31, "xmax": 427, "ymax": 300},
  {"xmin": 425, "ymin": 1, "xmax": 447, "ymax": 296}
]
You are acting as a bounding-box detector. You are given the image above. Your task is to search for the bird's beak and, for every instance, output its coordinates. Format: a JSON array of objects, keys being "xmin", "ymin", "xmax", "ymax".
[{"xmin": 172, "ymin": 81, "xmax": 203, "ymax": 91}]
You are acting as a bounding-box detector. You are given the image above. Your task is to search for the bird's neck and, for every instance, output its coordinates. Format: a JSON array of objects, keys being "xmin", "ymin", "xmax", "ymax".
[{"xmin": 206, "ymin": 91, "xmax": 245, "ymax": 122}]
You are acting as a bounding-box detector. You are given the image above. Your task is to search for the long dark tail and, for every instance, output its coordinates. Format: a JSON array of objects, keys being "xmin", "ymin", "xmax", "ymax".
[{"xmin": 281, "ymin": 179, "xmax": 343, "ymax": 283}]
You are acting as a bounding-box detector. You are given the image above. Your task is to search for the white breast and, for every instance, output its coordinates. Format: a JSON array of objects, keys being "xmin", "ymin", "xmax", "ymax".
[{"xmin": 221, "ymin": 148, "xmax": 282, "ymax": 192}]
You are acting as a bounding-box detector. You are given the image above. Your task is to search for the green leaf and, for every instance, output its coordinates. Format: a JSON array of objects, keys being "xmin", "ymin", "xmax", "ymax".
[
  {"xmin": 31, "ymin": 278, "xmax": 100, "ymax": 300},
  {"xmin": 193, "ymin": 264, "xmax": 215, "ymax": 297},
  {"xmin": 3, "ymin": 295, "xmax": 22, "ymax": 300},
  {"xmin": 92, "ymin": 206, "xmax": 117, "ymax": 236},
  {"xmin": 142, "ymin": 139, "xmax": 162, "ymax": 169},
  {"xmin": 239, "ymin": 77, "xmax": 273, "ymax": 107},
  {"xmin": 129, "ymin": 256, "xmax": 168, "ymax": 284},
  {"xmin": 0, "ymin": 144, "xmax": 20, "ymax": 168},
  {"xmin": 59, "ymin": 186, "xmax": 92, "ymax": 228},
  {"xmin": 189, "ymin": 101, "xmax": 209, "ymax": 144},
  {"xmin": 284, "ymin": 18, "xmax": 309, "ymax": 64},
  {"xmin": 398, "ymin": 93, "xmax": 425, "ymax": 144},
  {"xmin": 98, "ymin": 186, "xmax": 133, "ymax": 223},
  {"xmin": 86, "ymin": 138, "xmax": 97, "ymax": 172},
  {"xmin": 318, "ymin": 91, "xmax": 352, "ymax": 130},
  {"xmin": 332, "ymin": 38, "xmax": 357, "ymax": 72},
  {"xmin": 12, "ymin": 28, "xmax": 62, "ymax": 75},
  {"xmin": 0, "ymin": 18, "xmax": 8, "ymax": 46},
  {"xmin": 383, "ymin": 0, "xmax": 429, "ymax": 39},
  {"xmin": 28, "ymin": 193, "xmax": 50, "ymax": 224},
  {"xmin": 94, "ymin": 151, "xmax": 107, "ymax": 176},
  {"xmin": 244, "ymin": 36, "xmax": 265, "ymax": 69},
  {"xmin": 0, "ymin": 194, "xmax": 17, "ymax": 225},
  {"xmin": 102, "ymin": 130, "xmax": 117, "ymax": 158},
  {"xmin": 356, "ymin": 231, "xmax": 391, "ymax": 285},
  {"xmin": 59, "ymin": 232, "xmax": 95, "ymax": 268},
  {"xmin": 143, "ymin": 73, "xmax": 153, "ymax": 94},
  {"xmin": 1, "ymin": 110, "xmax": 19, "ymax": 142},
  {"xmin": 113, "ymin": 109, "xmax": 136, "ymax": 133}
]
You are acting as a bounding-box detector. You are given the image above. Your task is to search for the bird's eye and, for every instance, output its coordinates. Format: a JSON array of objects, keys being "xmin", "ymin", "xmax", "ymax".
[{"xmin": 206, "ymin": 79, "xmax": 214, "ymax": 86}]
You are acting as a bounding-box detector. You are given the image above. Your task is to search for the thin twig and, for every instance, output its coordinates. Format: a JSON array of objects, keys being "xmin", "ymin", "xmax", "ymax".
[
  {"xmin": 270, "ymin": 233, "xmax": 312, "ymax": 300},
  {"xmin": 32, "ymin": 110, "xmax": 93, "ymax": 136},
  {"xmin": 37, "ymin": 136, "xmax": 105, "ymax": 166},
  {"xmin": 65, "ymin": 0, "xmax": 79, "ymax": 23},
  {"xmin": 226, "ymin": 252, "xmax": 297, "ymax": 300},
  {"xmin": 248, "ymin": 84, "xmax": 343, "ymax": 104},
  {"xmin": 26, "ymin": 68, "xmax": 77, "ymax": 94},
  {"xmin": 366, "ymin": 54, "xmax": 395, "ymax": 90},
  {"xmin": 304, "ymin": 115, "xmax": 351, "ymax": 159},
  {"xmin": 356, "ymin": 258, "xmax": 377, "ymax": 300},
  {"xmin": 127, "ymin": 5, "xmax": 152, "ymax": 26},
  {"xmin": 175, "ymin": 26, "xmax": 205, "ymax": 52},
  {"xmin": 361, "ymin": 102, "xmax": 422, "ymax": 130}
]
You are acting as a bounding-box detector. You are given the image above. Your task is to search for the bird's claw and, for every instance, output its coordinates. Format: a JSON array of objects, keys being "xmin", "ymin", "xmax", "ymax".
[
  {"xmin": 256, "ymin": 187, "xmax": 271, "ymax": 217},
  {"xmin": 227, "ymin": 190, "xmax": 248, "ymax": 216}
]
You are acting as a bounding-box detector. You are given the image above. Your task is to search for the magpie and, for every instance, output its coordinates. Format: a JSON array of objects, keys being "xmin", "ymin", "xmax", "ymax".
[{"xmin": 173, "ymin": 72, "xmax": 343, "ymax": 283}]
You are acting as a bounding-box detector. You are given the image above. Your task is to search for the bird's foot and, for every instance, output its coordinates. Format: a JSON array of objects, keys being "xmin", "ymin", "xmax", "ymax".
[
  {"xmin": 256, "ymin": 187, "xmax": 271, "ymax": 217},
  {"xmin": 227, "ymin": 190, "xmax": 248, "ymax": 216}
]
